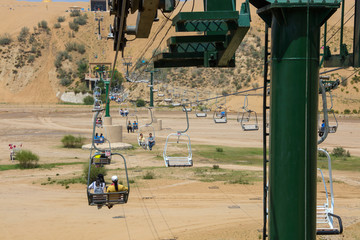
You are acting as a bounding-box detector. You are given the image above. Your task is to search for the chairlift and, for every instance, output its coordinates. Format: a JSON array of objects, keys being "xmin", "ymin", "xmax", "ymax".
[
  {"xmin": 316, "ymin": 148, "xmax": 343, "ymax": 235},
  {"xmin": 158, "ymin": 93, "xmax": 164, "ymax": 97},
  {"xmin": 137, "ymin": 108, "xmax": 155, "ymax": 150},
  {"xmin": 240, "ymin": 95, "xmax": 259, "ymax": 131},
  {"xmin": 172, "ymin": 102, "xmax": 181, "ymax": 107},
  {"xmin": 164, "ymin": 98, "xmax": 172, "ymax": 102},
  {"xmin": 93, "ymin": 100, "xmax": 102, "ymax": 110},
  {"xmin": 93, "ymin": 86, "xmax": 101, "ymax": 98},
  {"xmin": 195, "ymin": 92, "xmax": 210, "ymax": 117},
  {"xmin": 87, "ymin": 153, "xmax": 130, "ymax": 207},
  {"xmin": 318, "ymin": 78, "xmax": 339, "ymax": 144},
  {"xmin": 163, "ymin": 106, "xmax": 193, "ymax": 167},
  {"xmin": 87, "ymin": 110, "xmax": 130, "ymax": 208},
  {"xmin": 213, "ymin": 94, "xmax": 227, "ymax": 123},
  {"xmin": 153, "ymin": 89, "xmax": 159, "ymax": 92},
  {"xmin": 125, "ymin": 106, "xmax": 139, "ymax": 132}
]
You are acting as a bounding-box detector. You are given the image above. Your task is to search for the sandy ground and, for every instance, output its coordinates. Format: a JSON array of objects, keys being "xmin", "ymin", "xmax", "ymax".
[{"xmin": 0, "ymin": 105, "xmax": 359, "ymax": 240}]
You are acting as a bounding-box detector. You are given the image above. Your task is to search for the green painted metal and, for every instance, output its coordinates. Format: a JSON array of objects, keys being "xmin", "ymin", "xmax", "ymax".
[
  {"xmin": 104, "ymin": 80, "xmax": 110, "ymax": 117},
  {"xmin": 249, "ymin": 1, "xmax": 339, "ymax": 239},
  {"xmin": 150, "ymin": 72, "xmax": 154, "ymax": 108},
  {"xmin": 173, "ymin": 11, "xmax": 239, "ymax": 32},
  {"xmin": 205, "ymin": 0, "xmax": 235, "ymax": 11},
  {"xmin": 154, "ymin": 0, "xmax": 250, "ymax": 68},
  {"xmin": 168, "ymin": 35, "xmax": 227, "ymax": 53},
  {"xmin": 354, "ymin": 0, "xmax": 360, "ymax": 67}
]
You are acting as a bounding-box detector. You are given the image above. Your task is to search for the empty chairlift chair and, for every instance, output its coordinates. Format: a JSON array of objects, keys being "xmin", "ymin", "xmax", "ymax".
[
  {"xmin": 239, "ymin": 95, "xmax": 259, "ymax": 131},
  {"xmin": 316, "ymin": 148, "xmax": 343, "ymax": 235},
  {"xmin": 163, "ymin": 106, "xmax": 193, "ymax": 167}
]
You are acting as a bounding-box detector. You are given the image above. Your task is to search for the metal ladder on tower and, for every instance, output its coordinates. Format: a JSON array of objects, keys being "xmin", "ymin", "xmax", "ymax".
[{"xmin": 262, "ymin": 24, "xmax": 270, "ymax": 240}]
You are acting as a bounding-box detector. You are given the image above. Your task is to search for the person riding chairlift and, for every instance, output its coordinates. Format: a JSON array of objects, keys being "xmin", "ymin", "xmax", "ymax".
[
  {"xmin": 88, "ymin": 174, "xmax": 106, "ymax": 209},
  {"xmin": 106, "ymin": 175, "xmax": 128, "ymax": 209}
]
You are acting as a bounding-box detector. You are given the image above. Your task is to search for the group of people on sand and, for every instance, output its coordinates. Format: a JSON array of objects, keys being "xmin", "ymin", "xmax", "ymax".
[
  {"xmin": 138, "ymin": 132, "xmax": 155, "ymax": 150},
  {"xmin": 88, "ymin": 174, "xmax": 128, "ymax": 209},
  {"xmin": 119, "ymin": 109, "xmax": 129, "ymax": 117},
  {"xmin": 127, "ymin": 121, "xmax": 138, "ymax": 133}
]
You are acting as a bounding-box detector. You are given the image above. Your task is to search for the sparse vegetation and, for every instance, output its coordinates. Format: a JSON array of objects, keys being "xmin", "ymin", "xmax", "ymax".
[
  {"xmin": 332, "ymin": 147, "xmax": 347, "ymax": 157},
  {"xmin": 0, "ymin": 33, "xmax": 12, "ymax": 46},
  {"xmin": 54, "ymin": 23, "xmax": 61, "ymax": 29},
  {"xmin": 61, "ymin": 135, "xmax": 85, "ymax": 148},
  {"xmin": 83, "ymin": 96, "xmax": 94, "ymax": 105},
  {"xmin": 15, "ymin": 150, "xmax": 39, "ymax": 169},
  {"xmin": 65, "ymin": 42, "xmax": 85, "ymax": 54},
  {"xmin": 57, "ymin": 16, "xmax": 66, "ymax": 22},
  {"xmin": 69, "ymin": 22, "xmax": 79, "ymax": 32},
  {"xmin": 344, "ymin": 109, "xmax": 351, "ymax": 114},
  {"xmin": 136, "ymin": 98, "xmax": 146, "ymax": 107},
  {"xmin": 83, "ymin": 164, "xmax": 107, "ymax": 184},
  {"xmin": 70, "ymin": 10, "xmax": 81, "ymax": 17},
  {"xmin": 143, "ymin": 171, "xmax": 155, "ymax": 179},
  {"xmin": 73, "ymin": 15, "xmax": 87, "ymax": 26},
  {"xmin": 38, "ymin": 20, "xmax": 48, "ymax": 30},
  {"xmin": 18, "ymin": 27, "xmax": 30, "ymax": 42}
]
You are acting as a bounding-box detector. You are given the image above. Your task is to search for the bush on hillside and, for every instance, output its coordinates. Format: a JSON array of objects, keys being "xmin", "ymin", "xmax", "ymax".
[
  {"xmin": 69, "ymin": 22, "xmax": 79, "ymax": 32},
  {"xmin": 61, "ymin": 135, "xmax": 85, "ymax": 148},
  {"xmin": 73, "ymin": 16, "xmax": 87, "ymax": 26},
  {"xmin": 0, "ymin": 33, "xmax": 12, "ymax": 46},
  {"xmin": 65, "ymin": 42, "xmax": 86, "ymax": 54},
  {"xmin": 57, "ymin": 16, "xmax": 66, "ymax": 22},
  {"xmin": 54, "ymin": 23, "xmax": 61, "ymax": 29},
  {"xmin": 18, "ymin": 27, "xmax": 30, "ymax": 42},
  {"xmin": 38, "ymin": 20, "xmax": 48, "ymax": 29},
  {"xmin": 15, "ymin": 150, "xmax": 39, "ymax": 169},
  {"xmin": 60, "ymin": 77, "xmax": 72, "ymax": 86},
  {"xmin": 70, "ymin": 10, "xmax": 81, "ymax": 17},
  {"xmin": 136, "ymin": 99, "xmax": 146, "ymax": 107},
  {"xmin": 83, "ymin": 164, "xmax": 107, "ymax": 184},
  {"xmin": 83, "ymin": 96, "xmax": 94, "ymax": 105}
]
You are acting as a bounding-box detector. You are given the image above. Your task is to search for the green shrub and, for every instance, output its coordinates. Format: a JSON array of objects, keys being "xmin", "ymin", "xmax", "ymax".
[
  {"xmin": 83, "ymin": 96, "xmax": 94, "ymax": 105},
  {"xmin": 57, "ymin": 16, "xmax": 65, "ymax": 22},
  {"xmin": 136, "ymin": 99, "xmax": 146, "ymax": 107},
  {"xmin": 61, "ymin": 135, "xmax": 85, "ymax": 148},
  {"xmin": 83, "ymin": 164, "xmax": 107, "ymax": 184},
  {"xmin": 332, "ymin": 147, "xmax": 346, "ymax": 157},
  {"xmin": 353, "ymin": 109, "xmax": 358, "ymax": 114},
  {"xmin": 216, "ymin": 147, "xmax": 224, "ymax": 152},
  {"xmin": 77, "ymin": 44, "xmax": 85, "ymax": 54},
  {"xmin": 73, "ymin": 16, "xmax": 87, "ymax": 26},
  {"xmin": 18, "ymin": 27, "xmax": 30, "ymax": 42},
  {"xmin": 344, "ymin": 109, "xmax": 351, "ymax": 114},
  {"xmin": 15, "ymin": 150, "xmax": 39, "ymax": 169},
  {"xmin": 54, "ymin": 23, "xmax": 61, "ymax": 29},
  {"xmin": 143, "ymin": 171, "xmax": 155, "ymax": 179},
  {"xmin": 39, "ymin": 20, "xmax": 48, "ymax": 29},
  {"xmin": 69, "ymin": 22, "xmax": 79, "ymax": 32},
  {"xmin": 27, "ymin": 55, "xmax": 35, "ymax": 63},
  {"xmin": 0, "ymin": 33, "xmax": 12, "ymax": 46},
  {"xmin": 70, "ymin": 10, "xmax": 81, "ymax": 17},
  {"xmin": 212, "ymin": 165, "xmax": 220, "ymax": 170},
  {"xmin": 60, "ymin": 77, "xmax": 72, "ymax": 86}
]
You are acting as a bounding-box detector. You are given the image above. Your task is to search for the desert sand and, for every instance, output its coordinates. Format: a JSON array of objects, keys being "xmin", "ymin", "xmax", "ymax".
[{"xmin": 0, "ymin": 105, "xmax": 359, "ymax": 240}]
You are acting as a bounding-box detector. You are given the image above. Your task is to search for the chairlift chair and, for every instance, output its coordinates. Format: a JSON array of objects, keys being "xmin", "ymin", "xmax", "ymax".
[
  {"xmin": 93, "ymin": 100, "xmax": 102, "ymax": 110},
  {"xmin": 87, "ymin": 153, "xmax": 130, "ymax": 207},
  {"xmin": 316, "ymin": 148, "xmax": 343, "ymax": 235},
  {"xmin": 241, "ymin": 110, "xmax": 259, "ymax": 131},
  {"xmin": 158, "ymin": 93, "xmax": 164, "ymax": 97},
  {"xmin": 137, "ymin": 108, "xmax": 155, "ymax": 150},
  {"xmin": 93, "ymin": 86, "xmax": 101, "ymax": 98},
  {"xmin": 213, "ymin": 106, "xmax": 227, "ymax": 123},
  {"xmin": 163, "ymin": 106, "xmax": 193, "ymax": 167}
]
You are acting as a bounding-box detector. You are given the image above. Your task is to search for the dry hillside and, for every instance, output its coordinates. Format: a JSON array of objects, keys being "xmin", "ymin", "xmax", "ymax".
[{"xmin": 0, "ymin": 0, "xmax": 359, "ymax": 115}]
